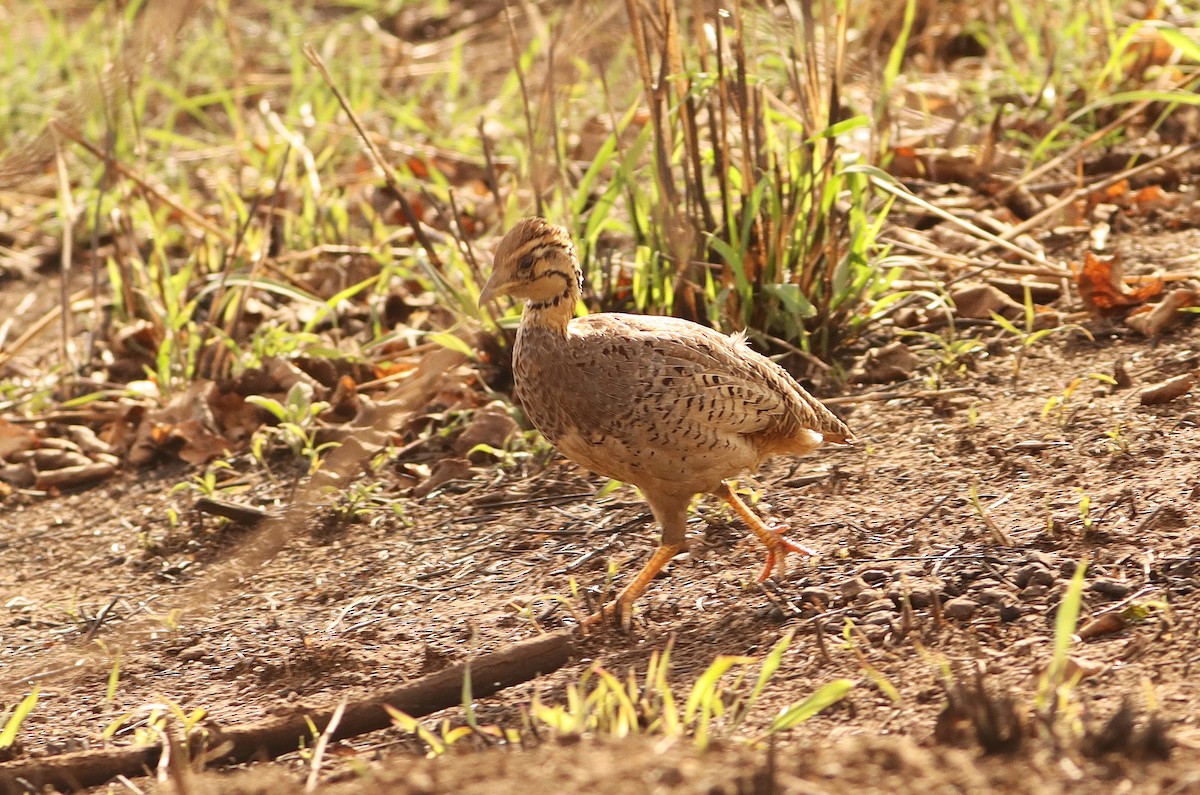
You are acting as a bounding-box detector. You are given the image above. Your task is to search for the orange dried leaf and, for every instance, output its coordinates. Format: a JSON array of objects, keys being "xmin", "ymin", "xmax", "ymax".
[
  {"xmin": 1073, "ymin": 252, "xmax": 1163, "ymax": 315},
  {"xmin": 1101, "ymin": 179, "xmax": 1130, "ymax": 202}
]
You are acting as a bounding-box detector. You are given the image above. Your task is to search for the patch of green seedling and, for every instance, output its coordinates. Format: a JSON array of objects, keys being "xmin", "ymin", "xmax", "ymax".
[
  {"xmin": 388, "ymin": 633, "xmax": 853, "ymax": 755},
  {"xmin": 1035, "ymin": 559, "xmax": 1088, "ymax": 743},
  {"xmin": 993, "ymin": 289, "xmax": 1091, "ymax": 385},
  {"xmin": 0, "ymin": 688, "xmax": 39, "ymax": 753},
  {"xmin": 247, "ymin": 382, "xmax": 339, "ymax": 474}
]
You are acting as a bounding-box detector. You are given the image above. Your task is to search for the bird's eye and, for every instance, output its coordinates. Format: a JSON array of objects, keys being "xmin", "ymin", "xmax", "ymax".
[{"xmin": 518, "ymin": 255, "xmax": 536, "ymax": 272}]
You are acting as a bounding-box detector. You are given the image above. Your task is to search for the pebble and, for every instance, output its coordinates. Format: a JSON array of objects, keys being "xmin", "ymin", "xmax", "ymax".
[
  {"xmin": 860, "ymin": 598, "xmax": 896, "ymax": 615},
  {"xmin": 908, "ymin": 584, "xmax": 938, "ymax": 608},
  {"xmin": 862, "ymin": 610, "xmax": 894, "ymax": 626},
  {"xmin": 1089, "ymin": 578, "xmax": 1133, "ymax": 599},
  {"xmin": 1026, "ymin": 551, "xmax": 1057, "ymax": 569},
  {"xmin": 999, "ymin": 603, "xmax": 1024, "ymax": 622},
  {"xmin": 862, "ymin": 625, "xmax": 890, "ymax": 643},
  {"xmin": 177, "ymin": 643, "xmax": 209, "ymax": 662},
  {"xmin": 977, "ymin": 587, "xmax": 1011, "ymax": 606},
  {"xmin": 943, "ymin": 596, "xmax": 979, "ymax": 620},
  {"xmin": 840, "ymin": 576, "xmax": 871, "ymax": 600},
  {"xmin": 860, "ymin": 568, "xmax": 891, "ymax": 584},
  {"xmin": 1008, "ymin": 637, "xmax": 1041, "ymax": 656},
  {"xmin": 1015, "ymin": 563, "xmax": 1056, "ymax": 589},
  {"xmin": 854, "ymin": 588, "xmax": 884, "ymax": 606},
  {"xmin": 1019, "ymin": 583, "xmax": 1049, "ymax": 601},
  {"xmin": 799, "ymin": 586, "xmax": 835, "ymax": 605}
]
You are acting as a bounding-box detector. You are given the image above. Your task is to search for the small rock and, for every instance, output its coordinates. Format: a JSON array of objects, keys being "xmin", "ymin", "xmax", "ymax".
[
  {"xmin": 854, "ymin": 589, "xmax": 884, "ymax": 606},
  {"xmin": 860, "ymin": 598, "xmax": 896, "ymax": 615},
  {"xmin": 999, "ymin": 604, "xmax": 1023, "ymax": 622},
  {"xmin": 1014, "ymin": 563, "xmax": 1056, "ymax": 589},
  {"xmin": 799, "ymin": 586, "xmax": 834, "ymax": 606},
  {"xmin": 1019, "ymin": 583, "xmax": 1049, "ymax": 601},
  {"xmin": 943, "ymin": 596, "xmax": 979, "ymax": 620},
  {"xmin": 1089, "ymin": 578, "xmax": 1133, "ymax": 599},
  {"xmin": 1026, "ymin": 551, "xmax": 1057, "ymax": 569},
  {"xmin": 862, "ymin": 610, "xmax": 895, "ymax": 626},
  {"xmin": 177, "ymin": 643, "xmax": 209, "ymax": 662},
  {"xmin": 862, "ymin": 625, "xmax": 889, "ymax": 644},
  {"xmin": 860, "ymin": 568, "xmax": 892, "ymax": 584},
  {"xmin": 840, "ymin": 576, "xmax": 870, "ymax": 600},
  {"xmin": 977, "ymin": 587, "xmax": 1012, "ymax": 606},
  {"xmin": 1008, "ymin": 637, "xmax": 1041, "ymax": 657},
  {"xmin": 907, "ymin": 584, "xmax": 938, "ymax": 608}
]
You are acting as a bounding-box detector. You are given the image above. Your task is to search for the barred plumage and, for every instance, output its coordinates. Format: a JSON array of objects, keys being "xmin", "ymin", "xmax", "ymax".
[{"xmin": 480, "ymin": 217, "xmax": 853, "ymax": 629}]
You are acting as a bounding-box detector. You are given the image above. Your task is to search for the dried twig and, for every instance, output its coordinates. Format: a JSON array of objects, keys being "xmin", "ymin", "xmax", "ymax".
[{"xmin": 0, "ymin": 631, "xmax": 575, "ymax": 793}]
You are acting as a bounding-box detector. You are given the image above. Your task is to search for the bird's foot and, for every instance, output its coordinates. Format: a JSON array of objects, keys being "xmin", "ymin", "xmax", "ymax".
[
  {"xmin": 578, "ymin": 542, "xmax": 683, "ymax": 634},
  {"xmin": 756, "ymin": 525, "xmax": 818, "ymax": 582},
  {"xmin": 581, "ymin": 597, "xmax": 636, "ymax": 633}
]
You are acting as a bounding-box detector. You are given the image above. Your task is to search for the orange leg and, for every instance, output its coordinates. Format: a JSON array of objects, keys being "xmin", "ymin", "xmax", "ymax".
[
  {"xmin": 717, "ymin": 481, "xmax": 816, "ymax": 581},
  {"xmin": 582, "ymin": 543, "xmax": 684, "ymax": 632}
]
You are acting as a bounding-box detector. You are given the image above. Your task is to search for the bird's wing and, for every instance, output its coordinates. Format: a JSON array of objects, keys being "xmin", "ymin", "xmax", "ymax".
[{"xmin": 557, "ymin": 314, "xmax": 804, "ymax": 440}]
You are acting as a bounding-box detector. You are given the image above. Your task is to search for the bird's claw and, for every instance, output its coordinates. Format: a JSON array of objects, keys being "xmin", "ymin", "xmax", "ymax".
[
  {"xmin": 581, "ymin": 598, "xmax": 635, "ymax": 633},
  {"xmin": 756, "ymin": 525, "xmax": 818, "ymax": 582}
]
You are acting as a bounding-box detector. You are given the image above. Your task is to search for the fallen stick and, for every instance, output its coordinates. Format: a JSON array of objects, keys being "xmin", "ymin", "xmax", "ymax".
[{"xmin": 0, "ymin": 630, "xmax": 575, "ymax": 794}]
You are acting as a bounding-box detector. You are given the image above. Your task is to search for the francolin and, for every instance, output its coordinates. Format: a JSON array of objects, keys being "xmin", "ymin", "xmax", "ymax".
[{"xmin": 479, "ymin": 217, "xmax": 853, "ymax": 629}]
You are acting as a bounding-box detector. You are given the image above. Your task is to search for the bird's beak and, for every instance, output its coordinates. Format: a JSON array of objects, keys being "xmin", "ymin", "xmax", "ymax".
[{"xmin": 477, "ymin": 272, "xmax": 511, "ymax": 307}]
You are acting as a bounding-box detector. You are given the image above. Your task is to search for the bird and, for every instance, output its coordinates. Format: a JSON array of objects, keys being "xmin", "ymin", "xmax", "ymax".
[{"xmin": 478, "ymin": 217, "xmax": 853, "ymax": 629}]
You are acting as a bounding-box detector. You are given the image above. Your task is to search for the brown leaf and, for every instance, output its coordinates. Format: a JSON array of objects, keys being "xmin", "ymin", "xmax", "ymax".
[
  {"xmin": 1074, "ymin": 252, "xmax": 1163, "ymax": 316},
  {"xmin": 1139, "ymin": 373, "xmax": 1195, "ymax": 405},
  {"xmin": 454, "ymin": 402, "xmax": 518, "ymax": 459},
  {"xmin": 950, "ymin": 284, "xmax": 1024, "ymax": 320},
  {"xmin": 0, "ymin": 419, "xmax": 38, "ymax": 460},
  {"xmin": 412, "ymin": 457, "xmax": 473, "ymax": 499},
  {"xmin": 128, "ymin": 381, "xmax": 237, "ymax": 465},
  {"xmin": 1124, "ymin": 288, "xmax": 1199, "ymax": 337},
  {"xmin": 1077, "ymin": 612, "xmax": 1129, "ymax": 640},
  {"xmin": 850, "ymin": 341, "xmax": 920, "ymax": 384},
  {"xmin": 151, "ymin": 418, "xmax": 232, "ymax": 465}
]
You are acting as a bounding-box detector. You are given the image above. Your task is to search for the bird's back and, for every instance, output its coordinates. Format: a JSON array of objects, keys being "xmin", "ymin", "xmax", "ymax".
[{"xmin": 513, "ymin": 312, "xmax": 850, "ymax": 495}]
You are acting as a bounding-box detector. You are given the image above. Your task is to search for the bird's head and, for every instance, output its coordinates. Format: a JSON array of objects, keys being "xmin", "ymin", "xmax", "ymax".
[{"xmin": 478, "ymin": 217, "xmax": 582, "ymax": 308}]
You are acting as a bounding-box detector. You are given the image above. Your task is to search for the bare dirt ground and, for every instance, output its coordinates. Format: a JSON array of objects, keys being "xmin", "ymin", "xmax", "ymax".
[
  {"xmin": 1, "ymin": 231, "xmax": 1199, "ymax": 793},
  {"xmin": 2, "ymin": 2, "xmax": 1200, "ymax": 792}
]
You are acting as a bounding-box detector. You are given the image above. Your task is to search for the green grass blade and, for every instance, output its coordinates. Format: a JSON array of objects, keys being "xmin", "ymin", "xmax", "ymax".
[{"xmin": 766, "ymin": 679, "xmax": 854, "ymax": 734}]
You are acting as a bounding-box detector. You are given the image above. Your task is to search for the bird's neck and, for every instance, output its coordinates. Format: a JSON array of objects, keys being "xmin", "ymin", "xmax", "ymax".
[{"xmin": 521, "ymin": 266, "xmax": 580, "ymax": 334}]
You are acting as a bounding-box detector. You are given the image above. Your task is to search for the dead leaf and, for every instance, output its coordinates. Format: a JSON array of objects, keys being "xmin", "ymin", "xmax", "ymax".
[
  {"xmin": 1078, "ymin": 612, "xmax": 1129, "ymax": 640},
  {"xmin": 1139, "ymin": 373, "xmax": 1195, "ymax": 405},
  {"xmin": 412, "ymin": 457, "xmax": 473, "ymax": 499},
  {"xmin": 128, "ymin": 381, "xmax": 235, "ymax": 465},
  {"xmin": 1074, "ymin": 252, "xmax": 1163, "ymax": 317},
  {"xmin": 454, "ymin": 402, "xmax": 518, "ymax": 458},
  {"xmin": 1124, "ymin": 288, "xmax": 1199, "ymax": 337},
  {"xmin": 850, "ymin": 341, "xmax": 920, "ymax": 384},
  {"xmin": 1040, "ymin": 655, "xmax": 1106, "ymax": 683},
  {"xmin": 950, "ymin": 284, "xmax": 1024, "ymax": 320},
  {"xmin": 0, "ymin": 419, "xmax": 38, "ymax": 460}
]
